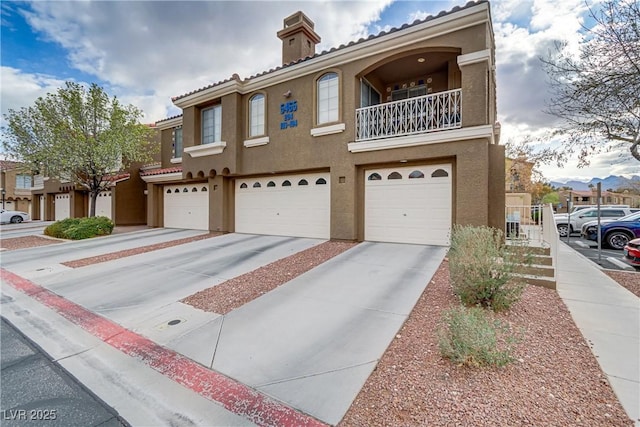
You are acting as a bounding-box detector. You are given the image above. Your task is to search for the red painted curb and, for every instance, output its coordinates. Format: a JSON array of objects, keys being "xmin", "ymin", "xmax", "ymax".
[{"xmin": 1, "ymin": 268, "xmax": 327, "ymax": 427}]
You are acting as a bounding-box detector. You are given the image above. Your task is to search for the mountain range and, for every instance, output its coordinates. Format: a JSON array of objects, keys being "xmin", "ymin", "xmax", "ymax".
[{"xmin": 550, "ymin": 175, "xmax": 640, "ymax": 192}]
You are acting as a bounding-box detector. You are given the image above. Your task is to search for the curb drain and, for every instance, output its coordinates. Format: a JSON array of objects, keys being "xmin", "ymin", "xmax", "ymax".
[{"xmin": 167, "ymin": 319, "xmax": 182, "ymax": 326}]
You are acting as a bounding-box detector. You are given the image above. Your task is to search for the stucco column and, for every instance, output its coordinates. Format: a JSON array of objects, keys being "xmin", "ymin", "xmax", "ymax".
[
  {"xmin": 330, "ymin": 164, "xmax": 357, "ymax": 240},
  {"xmin": 457, "ymin": 49, "xmax": 492, "ymax": 128},
  {"xmin": 209, "ymin": 175, "xmax": 231, "ymax": 232}
]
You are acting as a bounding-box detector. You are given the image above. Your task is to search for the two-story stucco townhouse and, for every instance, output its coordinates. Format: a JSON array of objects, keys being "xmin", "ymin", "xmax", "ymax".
[{"xmin": 143, "ymin": 0, "xmax": 504, "ymax": 246}]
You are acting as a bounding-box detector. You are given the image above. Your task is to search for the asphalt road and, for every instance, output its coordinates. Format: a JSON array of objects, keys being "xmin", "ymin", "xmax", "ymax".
[
  {"xmin": 562, "ymin": 234, "xmax": 636, "ymax": 271},
  {"xmin": 0, "ymin": 317, "xmax": 129, "ymax": 427}
]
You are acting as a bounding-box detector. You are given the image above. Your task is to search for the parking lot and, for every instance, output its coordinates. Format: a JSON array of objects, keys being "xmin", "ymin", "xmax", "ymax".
[{"xmin": 563, "ymin": 234, "xmax": 637, "ymax": 271}]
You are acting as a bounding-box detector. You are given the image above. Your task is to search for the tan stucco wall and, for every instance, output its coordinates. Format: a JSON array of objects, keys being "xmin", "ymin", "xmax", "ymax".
[{"xmin": 149, "ymin": 12, "xmax": 502, "ymax": 240}]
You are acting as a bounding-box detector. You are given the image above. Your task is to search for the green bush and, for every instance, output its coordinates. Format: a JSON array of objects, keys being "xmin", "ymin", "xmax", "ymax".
[
  {"xmin": 438, "ymin": 306, "xmax": 518, "ymax": 367},
  {"xmin": 448, "ymin": 224, "xmax": 531, "ymax": 312},
  {"xmin": 44, "ymin": 216, "xmax": 114, "ymax": 240}
]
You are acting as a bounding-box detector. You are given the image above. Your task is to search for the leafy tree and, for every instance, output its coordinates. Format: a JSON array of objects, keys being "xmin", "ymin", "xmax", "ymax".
[
  {"xmin": 542, "ymin": 0, "xmax": 640, "ymax": 164},
  {"xmin": 2, "ymin": 82, "xmax": 155, "ymax": 216},
  {"xmin": 541, "ymin": 192, "xmax": 560, "ymax": 205}
]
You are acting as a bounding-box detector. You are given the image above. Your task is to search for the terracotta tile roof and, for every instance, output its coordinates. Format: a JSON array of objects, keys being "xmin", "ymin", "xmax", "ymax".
[
  {"xmin": 140, "ymin": 166, "xmax": 182, "ymax": 177},
  {"xmin": 171, "ymin": 0, "xmax": 487, "ymax": 103},
  {"xmin": 0, "ymin": 160, "xmax": 21, "ymax": 170},
  {"xmin": 104, "ymin": 173, "xmax": 131, "ymax": 183},
  {"xmin": 155, "ymin": 114, "xmax": 183, "ymax": 124}
]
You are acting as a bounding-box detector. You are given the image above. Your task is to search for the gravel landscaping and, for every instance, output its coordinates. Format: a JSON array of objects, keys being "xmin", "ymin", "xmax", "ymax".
[
  {"xmin": 62, "ymin": 232, "xmax": 220, "ymax": 268},
  {"xmin": 604, "ymin": 270, "xmax": 640, "ymax": 298},
  {"xmin": 339, "ymin": 259, "xmax": 633, "ymax": 426},
  {"xmin": 0, "ymin": 235, "xmax": 62, "ymax": 251},
  {"xmin": 183, "ymin": 240, "xmax": 357, "ymax": 314}
]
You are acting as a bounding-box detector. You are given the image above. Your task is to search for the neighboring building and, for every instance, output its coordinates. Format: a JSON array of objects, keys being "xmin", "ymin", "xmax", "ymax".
[
  {"xmin": 0, "ymin": 160, "xmax": 33, "ymax": 214},
  {"xmin": 558, "ymin": 189, "xmax": 640, "ymax": 212},
  {"xmin": 505, "ymin": 156, "xmax": 534, "ymax": 193},
  {"xmin": 30, "ymin": 127, "xmax": 159, "ymax": 224},
  {"xmin": 144, "ymin": 1, "xmax": 504, "ymax": 245}
]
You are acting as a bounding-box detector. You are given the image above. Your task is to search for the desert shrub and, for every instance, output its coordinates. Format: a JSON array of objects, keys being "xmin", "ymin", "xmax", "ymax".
[
  {"xmin": 448, "ymin": 224, "xmax": 531, "ymax": 312},
  {"xmin": 44, "ymin": 216, "xmax": 114, "ymax": 240},
  {"xmin": 438, "ymin": 306, "xmax": 518, "ymax": 367}
]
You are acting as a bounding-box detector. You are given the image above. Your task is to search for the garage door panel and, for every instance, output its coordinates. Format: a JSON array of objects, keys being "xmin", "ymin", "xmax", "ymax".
[
  {"xmin": 235, "ymin": 173, "xmax": 330, "ymax": 239},
  {"xmin": 164, "ymin": 185, "xmax": 209, "ymax": 230},
  {"xmin": 365, "ymin": 164, "xmax": 451, "ymax": 246},
  {"xmin": 54, "ymin": 194, "xmax": 71, "ymax": 220}
]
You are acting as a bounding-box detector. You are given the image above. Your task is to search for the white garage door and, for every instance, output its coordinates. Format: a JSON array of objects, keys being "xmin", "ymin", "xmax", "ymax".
[
  {"xmin": 164, "ymin": 184, "xmax": 209, "ymax": 230},
  {"xmin": 95, "ymin": 191, "xmax": 112, "ymax": 219},
  {"xmin": 55, "ymin": 193, "xmax": 71, "ymax": 220},
  {"xmin": 365, "ymin": 164, "xmax": 452, "ymax": 246},
  {"xmin": 235, "ymin": 172, "xmax": 330, "ymax": 239}
]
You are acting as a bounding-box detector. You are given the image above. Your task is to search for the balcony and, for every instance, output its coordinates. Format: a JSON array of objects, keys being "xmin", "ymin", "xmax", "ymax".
[{"xmin": 355, "ymin": 89, "xmax": 461, "ymax": 142}]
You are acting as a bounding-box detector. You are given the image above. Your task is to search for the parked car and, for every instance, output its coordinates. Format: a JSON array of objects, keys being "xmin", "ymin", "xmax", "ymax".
[
  {"xmin": 581, "ymin": 213, "xmax": 640, "ymax": 249},
  {"xmin": 0, "ymin": 209, "xmax": 30, "ymax": 224},
  {"xmin": 554, "ymin": 207, "xmax": 637, "ymax": 237},
  {"xmin": 581, "ymin": 211, "xmax": 640, "ymax": 235},
  {"xmin": 567, "ymin": 204, "xmax": 629, "ymax": 214},
  {"xmin": 622, "ymin": 238, "xmax": 640, "ymax": 269}
]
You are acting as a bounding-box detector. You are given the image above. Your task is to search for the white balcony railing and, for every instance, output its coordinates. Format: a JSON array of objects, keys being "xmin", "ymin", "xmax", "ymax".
[
  {"xmin": 31, "ymin": 175, "xmax": 45, "ymax": 190},
  {"xmin": 355, "ymin": 89, "xmax": 461, "ymax": 142}
]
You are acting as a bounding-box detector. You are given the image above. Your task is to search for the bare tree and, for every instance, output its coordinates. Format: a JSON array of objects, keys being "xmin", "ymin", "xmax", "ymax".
[{"xmin": 542, "ymin": 0, "xmax": 640, "ymax": 164}]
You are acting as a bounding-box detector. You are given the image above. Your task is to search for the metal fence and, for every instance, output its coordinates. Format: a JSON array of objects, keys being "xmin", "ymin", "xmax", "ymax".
[{"xmin": 505, "ymin": 205, "xmax": 544, "ymax": 243}]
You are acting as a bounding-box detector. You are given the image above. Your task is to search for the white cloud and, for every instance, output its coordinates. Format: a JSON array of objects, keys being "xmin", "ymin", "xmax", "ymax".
[
  {"xmin": 18, "ymin": 1, "xmax": 389, "ymax": 122},
  {"xmin": 0, "ymin": 66, "xmax": 66, "ymax": 117}
]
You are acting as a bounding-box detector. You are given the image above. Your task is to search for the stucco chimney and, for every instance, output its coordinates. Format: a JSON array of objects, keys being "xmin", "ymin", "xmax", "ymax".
[{"xmin": 277, "ymin": 11, "xmax": 321, "ymax": 65}]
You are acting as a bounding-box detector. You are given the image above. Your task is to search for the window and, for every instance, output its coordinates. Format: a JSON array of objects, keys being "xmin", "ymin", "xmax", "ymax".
[
  {"xmin": 267, "ymin": 181, "xmax": 276, "ymax": 187},
  {"xmin": 315, "ymin": 178, "xmax": 327, "ymax": 185},
  {"xmin": 174, "ymin": 127, "xmax": 183, "ymax": 158},
  {"xmin": 368, "ymin": 173, "xmax": 382, "ymax": 181},
  {"xmin": 253, "ymin": 182, "xmax": 261, "ymax": 188},
  {"xmin": 202, "ymin": 105, "xmax": 222, "ymax": 144},
  {"xmin": 360, "ymin": 79, "xmax": 381, "ymax": 108},
  {"xmin": 15, "ymin": 174, "xmax": 32, "ymax": 189},
  {"xmin": 388, "ymin": 172, "xmax": 402, "ymax": 180},
  {"xmin": 298, "ymin": 179, "xmax": 309, "ymax": 186},
  {"xmin": 249, "ymin": 94, "xmax": 265, "ymax": 137},
  {"xmin": 317, "ymin": 73, "xmax": 338, "ymax": 124},
  {"xmin": 431, "ymin": 169, "xmax": 449, "ymax": 178},
  {"xmin": 192, "ymin": 187, "xmax": 197, "ymax": 192},
  {"xmin": 409, "ymin": 170, "xmax": 424, "ymax": 179},
  {"xmin": 240, "ymin": 183, "xmax": 248, "ymax": 189},
  {"xmin": 282, "ymin": 180, "xmax": 292, "ymax": 187}
]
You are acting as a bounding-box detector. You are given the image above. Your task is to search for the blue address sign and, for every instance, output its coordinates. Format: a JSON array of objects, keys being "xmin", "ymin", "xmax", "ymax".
[{"xmin": 280, "ymin": 100, "xmax": 298, "ymax": 129}]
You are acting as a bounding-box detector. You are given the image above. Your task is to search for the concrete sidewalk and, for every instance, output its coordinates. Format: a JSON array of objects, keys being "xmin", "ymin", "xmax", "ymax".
[{"xmin": 555, "ymin": 242, "xmax": 639, "ymax": 425}]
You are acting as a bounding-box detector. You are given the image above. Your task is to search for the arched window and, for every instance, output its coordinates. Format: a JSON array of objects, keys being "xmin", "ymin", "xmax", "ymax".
[
  {"xmin": 183, "ymin": 187, "xmax": 189, "ymax": 192},
  {"xmin": 166, "ymin": 189, "xmax": 172, "ymax": 194},
  {"xmin": 267, "ymin": 181, "xmax": 276, "ymax": 187},
  {"xmin": 174, "ymin": 188, "xmax": 180, "ymax": 193},
  {"xmin": 201, "ymin": 187, "xmax": 208, "ymax": 192},
  {"xmin": 240, "ymin": 183, "xmax": 248, "ymax": 189},
  {"xmin": 368, "ymin": 173, "xmax": 382, "ymax": 181},
  {"xmin": 192, "ymin": 187, "xmax": 198, "ymax": 192},
  {"xmin": 431, "ymin": 169, "xmax": 449, "ymax": 178},
  {"xmin": 298, "ymin": 179, "xmax": 309, "ymax": 186},
  {"xmin": 315, "ymin": 178, "xmax": 327, "ymax": 185},
  {"xmin": 249, "ymin": 94, "xmax": 265, "ymax": 137},
  {"xmin": 282, "ymin": 180, "xmax": 292, "ymax": 187},
  {"xmin": 253, "ymin": 182, "xmax": 261, "ymax": 188},
  {"xmin": 409, "ymin": 170, "xmax": 425, "ymax": 179},
  {"xmin": 388, "ymin": 172, "xmax": 402, "ymax": 180},
  {"xmin": 317, "ymin": 72, "xmax": 339, "ymax": 124}
]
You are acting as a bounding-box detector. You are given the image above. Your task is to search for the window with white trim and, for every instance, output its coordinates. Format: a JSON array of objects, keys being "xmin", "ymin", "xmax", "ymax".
[
  {"xmin": 249, "ymin": 94, "xmax": 265, "ymax": 137},
  {"xmin": 202, "ymin": 105, "xmax": 222, "ymax": 144},
  {"xmin": 317, "ymin": 72, "xmax": 339, "ymax": 124}
]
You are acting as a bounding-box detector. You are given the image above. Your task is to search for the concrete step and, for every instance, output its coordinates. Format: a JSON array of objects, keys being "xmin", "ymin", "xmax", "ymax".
[
  {"xmin": 513, "ymin": 272, "xmax": 557, "ymax": 290},
  {"xmin": 507, "ymin": 245, "xmax": 551, "ymax": 256},
  {"xmin": 516, "ymin": 263, "xmax": 555, "ymax": 278},
  {"xmin": 530, "ymin": 254, "xmax": 553, "ymax": 266}
]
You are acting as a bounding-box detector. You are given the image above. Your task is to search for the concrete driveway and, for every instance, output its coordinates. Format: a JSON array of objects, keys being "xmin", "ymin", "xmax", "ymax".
[{"xmin": 2, "ymin": 232, "xmax": 446, "ymax": 425}]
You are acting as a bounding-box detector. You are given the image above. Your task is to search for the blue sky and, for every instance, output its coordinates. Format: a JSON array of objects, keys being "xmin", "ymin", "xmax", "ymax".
[{"xmin": 1, "ymin": 0, "xmax": 637, "ymax": 181}]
